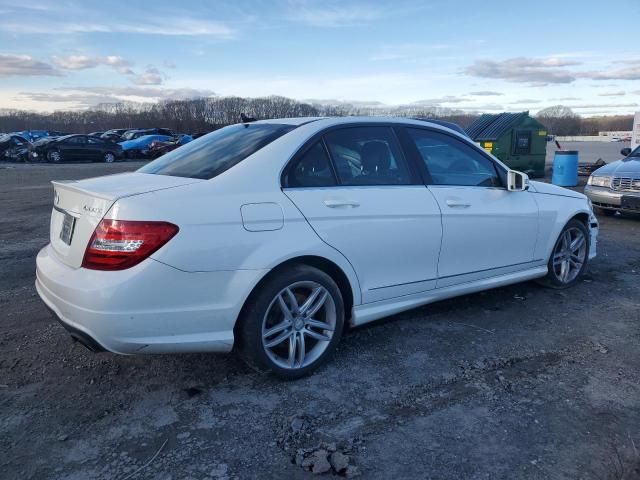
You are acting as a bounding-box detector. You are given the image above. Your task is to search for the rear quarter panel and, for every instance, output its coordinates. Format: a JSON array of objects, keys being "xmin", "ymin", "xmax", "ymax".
[{"xmin": 107, "ymin": 176, "xmax": 363, "ymax": 305}]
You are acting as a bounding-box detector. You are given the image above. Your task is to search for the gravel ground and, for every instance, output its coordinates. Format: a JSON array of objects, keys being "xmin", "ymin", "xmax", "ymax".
[{"xmin": 1, "ymin": 161, "xmax": 639, "ymax": 480}]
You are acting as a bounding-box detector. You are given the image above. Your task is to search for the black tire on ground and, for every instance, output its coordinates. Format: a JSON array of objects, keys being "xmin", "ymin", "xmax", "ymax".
[
  {"xmin": 103, "ymin": 152, "xmax": 116, "ymax": 163},
  {"xmin": 236, "ymin": 264, "xmax": 345, "ymax": 380},
  {"xmin": 596, "ymin": 207, "xmax": 615, "ymax": 217},
  {"xmin": 47, "ymin": 149, "xmax": 62, "ymax": 163},
  {"xmin": 538, "ymin": 219, "xmax": 590, "ymax": 289}
]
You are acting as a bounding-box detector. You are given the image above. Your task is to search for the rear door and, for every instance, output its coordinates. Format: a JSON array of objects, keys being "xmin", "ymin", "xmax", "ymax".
[
  {"xmin": 402, "ymin": 127, "xmax": 540, "ymax": 288},
  {"xmin": 283, "ymin": 125, "xmax": 443, "ymax": 303}
]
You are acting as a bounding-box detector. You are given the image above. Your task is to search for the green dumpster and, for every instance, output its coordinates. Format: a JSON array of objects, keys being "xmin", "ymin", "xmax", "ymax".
[{"xmin": 466, "ymin": 111, "xmax": 547, "ymax": 178}]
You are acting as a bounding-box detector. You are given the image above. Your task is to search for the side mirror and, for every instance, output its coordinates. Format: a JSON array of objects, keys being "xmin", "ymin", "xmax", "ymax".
[
  {"xmin": 621, "ymin": 148, "xmax": 631, "ymax": 157},
  {"xmin": 507, "ymin": 170, "xmax": 529, "ymax": 192}
]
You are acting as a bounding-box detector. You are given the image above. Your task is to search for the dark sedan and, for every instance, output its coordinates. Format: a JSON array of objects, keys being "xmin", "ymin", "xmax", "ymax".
[
  {"xmin": 0, "ymin": 134, "xmax": 31, "ymax": 162},
  {"xmin": 30, "ymin": 134, "xmax": 123, "ymax": 163}
]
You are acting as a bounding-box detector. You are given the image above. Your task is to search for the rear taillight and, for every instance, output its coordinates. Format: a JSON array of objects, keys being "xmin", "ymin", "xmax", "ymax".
[{"xmin": 82, "ymin": 219, "xmax": 179, "ymax": 271}]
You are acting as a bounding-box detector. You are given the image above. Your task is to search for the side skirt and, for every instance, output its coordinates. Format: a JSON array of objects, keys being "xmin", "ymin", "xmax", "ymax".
[{"xmin": 350, "ymin": 265, "xmax": 548, "ymax": 327}]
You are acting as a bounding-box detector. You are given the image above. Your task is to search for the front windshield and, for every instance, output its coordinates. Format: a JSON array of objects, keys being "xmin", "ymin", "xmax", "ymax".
[
  {"xmin": 628, "ymin": 146, "xmax": 640, "ymax": 157},
  {"xmin": 138, "ymin": 123, "xmax": 295, "ymax": 179}
]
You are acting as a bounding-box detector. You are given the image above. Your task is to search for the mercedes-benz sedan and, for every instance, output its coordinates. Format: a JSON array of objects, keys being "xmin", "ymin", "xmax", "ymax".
[
  {"xmin": 585, "ymin": 145, "xmax": 640, "ymax": 215},
  {"xmin": 36, "ymin": 117, "xmax": 598, "ymax": 378}
]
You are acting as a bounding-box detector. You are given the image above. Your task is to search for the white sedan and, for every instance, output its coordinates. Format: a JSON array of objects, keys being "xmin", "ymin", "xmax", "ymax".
[{"xmin": 36, "ymin": 117, "xmax": 598, "ymax": 378}]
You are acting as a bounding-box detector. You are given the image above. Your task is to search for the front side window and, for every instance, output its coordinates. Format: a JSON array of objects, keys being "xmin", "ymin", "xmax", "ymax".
[
  {"xmin": 284, "ymin": 141, "xmax": 336, "ymax": 187},
  {"xmin": 323, "ymin": 127, "xmax": 412, "ymax": 186},
  {"xmin": 407, "ymin": 128, "xmax": 501, "ymax": 187},
  {"xmin": 139, "ymin": 123, "xmax": 295, "ymax": 180},
  {"xmin": 65, "ymin": 136, "xmax": 86, "ymax": 145}
]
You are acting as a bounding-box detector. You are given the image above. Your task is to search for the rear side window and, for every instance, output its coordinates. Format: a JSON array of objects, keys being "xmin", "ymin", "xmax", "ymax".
[
  {"xmin": 284, "ymin": 141, "xmax": 336, "ymax": 187},
  {"xmin": 139, "ymin": 123, "xmax": 295, "ymax": 180},
  {"xmin": 323, "ymin": 127, "xmax": 412, "ymax": 186}
]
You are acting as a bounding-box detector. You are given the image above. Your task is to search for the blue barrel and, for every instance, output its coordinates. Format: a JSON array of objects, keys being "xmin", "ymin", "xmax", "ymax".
[{"xmin": 552, "ymin": 150, "xmax": 579, "ymax": 186}]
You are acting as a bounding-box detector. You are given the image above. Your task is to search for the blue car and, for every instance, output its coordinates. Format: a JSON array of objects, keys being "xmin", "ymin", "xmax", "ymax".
[
  {"xmin": 13, "ymin": 130, "xmax": 51, "ymax": 142},
  {"xmin": 119, "ymin": 134, "xmax": 173, "ymax": 158}
]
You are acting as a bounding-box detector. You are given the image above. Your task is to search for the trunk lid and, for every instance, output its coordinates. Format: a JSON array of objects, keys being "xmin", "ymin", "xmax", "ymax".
[{"xmin": 49, "ymin": 172, "xmax": 201, "ymax": 268}]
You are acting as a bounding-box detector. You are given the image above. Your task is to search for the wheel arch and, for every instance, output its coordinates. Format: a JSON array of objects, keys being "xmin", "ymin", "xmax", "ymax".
[
  {"xmin": 544, "ymin": 210, "xmax": 592, "ymax": 263},
  {"xmin": 234, "ymin": 255, "xmax": 357, "ymax": 341},
  {"xmin": 570, "ymin": 211, "xmax": 590, "ymax": 228}
]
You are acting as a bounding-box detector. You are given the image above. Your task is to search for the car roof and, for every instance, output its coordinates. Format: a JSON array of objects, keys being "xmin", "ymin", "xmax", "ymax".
[{"xmin": 253, "ymin": 116, "xmax": 469, "ymax": 139}]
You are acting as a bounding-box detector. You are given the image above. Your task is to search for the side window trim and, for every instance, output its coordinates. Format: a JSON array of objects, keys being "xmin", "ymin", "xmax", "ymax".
[
  {"xmin": 400, "ymin": 126, "xmax": 507, "ymax": 188},
  {"xmin": 281, "ymin": 122, "xmax": 423, "ymax": 189},
  {"xmin": 322, "ymin": 125, "xmax": 420, "ymax": 187},
  {"xmin": 281, "ymin": 139, "xmax": 338, "ymax": 189}
]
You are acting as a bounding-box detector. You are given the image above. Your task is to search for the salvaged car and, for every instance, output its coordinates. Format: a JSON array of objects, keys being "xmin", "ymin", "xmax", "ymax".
[
  {"xmin": 100, "ymin": 129, "xmax": 131, "ymax": 142},
  {"xmin": 30, "ymin": 134, "xmax": 123, "ymax": 163},
  {"xmin": 0, "ymin": 134, "xmax": 31, "ymax": 162},
  {"xmin": 120, "ymin": 134, "xmax": 173, "ymax": 158},
  {"xmin": 120, "ymin": 128, "xmax": 173, "ymax": 142},
  {"xmin": 585, "ymin": 146, "xmax": 640, "ymax": 215},
  {"xmin": 36, "ymin": 117, "xmax": 598, "ymax": 378},
  {"xmin": 148, "ymin": 134, "xmax": 193, "ymax": 158}
]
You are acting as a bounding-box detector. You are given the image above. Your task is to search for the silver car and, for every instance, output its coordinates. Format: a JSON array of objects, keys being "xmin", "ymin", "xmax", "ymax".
[{"xmin": 585, "ymin": 146, "xmax": 640, "ymax": 216}]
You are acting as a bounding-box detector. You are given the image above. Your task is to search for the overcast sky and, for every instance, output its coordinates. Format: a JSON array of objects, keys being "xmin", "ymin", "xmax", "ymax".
[{"xmin": 0, "ymin": 0, "xmax": 638, "ymax": 115}]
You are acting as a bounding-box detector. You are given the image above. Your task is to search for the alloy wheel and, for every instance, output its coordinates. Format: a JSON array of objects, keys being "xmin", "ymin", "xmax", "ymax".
[
  {"xmin": 261, "ymin": 281, "xmax": 336, "ymax": 370},
  {"xmin": 552, "ymin": 227, "xmax": 587, "ymax": 284},
  {"xmin": 104, "ymin": 152, "xmax": 115, "ymax": 163},
  {"xmin": 48, "ymin": 150, "xmax": 61, "ymax": 163}
]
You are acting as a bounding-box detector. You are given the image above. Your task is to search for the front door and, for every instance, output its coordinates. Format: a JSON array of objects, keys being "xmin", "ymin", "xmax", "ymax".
[
  {"xmin": 60, "ymin": 136, "xmax": 88, "ymax": 161},
  {"xmin": 403, "ymin": 127, "xmax": 540, "ymax": 288},
  {"xmin": 283, "ymin": 126, "xmax": 443, "ymax": 303}
]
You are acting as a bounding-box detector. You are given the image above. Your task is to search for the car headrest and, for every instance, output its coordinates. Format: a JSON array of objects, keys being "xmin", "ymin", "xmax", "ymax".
[{"xmin": 361, "ymin": 141, "xmax": 392, "ymax": 174}]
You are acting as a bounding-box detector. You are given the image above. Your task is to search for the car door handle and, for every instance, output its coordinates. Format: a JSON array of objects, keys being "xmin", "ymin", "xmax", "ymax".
[
  {"xmin": 323, "ymin": 199, "xmax": 360, "ymax": 208},
  {"xmin": 445, "ymin": 199, "xmax": 471, "ymax": 208}
]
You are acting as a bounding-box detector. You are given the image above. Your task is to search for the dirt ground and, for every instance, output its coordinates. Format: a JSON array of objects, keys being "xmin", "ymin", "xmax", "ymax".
[{"xmin": 1, "ymin": 161, "xmax": 639, "ymax": 480}]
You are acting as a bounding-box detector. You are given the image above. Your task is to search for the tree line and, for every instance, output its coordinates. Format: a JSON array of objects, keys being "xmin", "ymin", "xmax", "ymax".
[{"xmin": 0, "ymin": 96, "xmax": 633, "ymax": 136}]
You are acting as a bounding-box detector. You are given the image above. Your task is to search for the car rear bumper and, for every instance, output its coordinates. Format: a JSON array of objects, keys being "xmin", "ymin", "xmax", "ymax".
[{"xmin": 36, "ymin": 244, "xmax": 266, "ymax": 354}]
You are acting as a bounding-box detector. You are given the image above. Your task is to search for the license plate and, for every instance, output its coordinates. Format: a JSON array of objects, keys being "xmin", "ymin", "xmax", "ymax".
[
  {"xmin": 59, "ymin": 212, "xmax": 76, "ymax": 245},
  {"xmin": 622, "ymin": 196, "xmax": 640, "ymax": 210}
]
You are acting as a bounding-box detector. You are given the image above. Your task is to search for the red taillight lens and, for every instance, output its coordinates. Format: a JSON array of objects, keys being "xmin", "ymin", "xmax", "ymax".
[{"xmin": 82, "ymin": 219, "xmax": 179, "ymax": 271}]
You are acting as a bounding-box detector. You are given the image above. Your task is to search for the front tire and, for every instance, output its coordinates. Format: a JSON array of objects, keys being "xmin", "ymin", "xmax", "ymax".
[
  {"xmin": 539, "ymin": 219, "xmax": 589, "ymax": 289},
  {"xmin": 236, "ymin": 265, "xmax": 345, "ymax": 379},
  {"xmin": 103, "ymin": 152, "xmax": 116, "ymax": 163},
  {"xmin": 47, "ymin": 149, "xmax": 62, "ymax": 163}
]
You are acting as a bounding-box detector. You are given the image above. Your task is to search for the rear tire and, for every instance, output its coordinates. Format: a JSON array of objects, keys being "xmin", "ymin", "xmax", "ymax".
[
  {"xmin": 103, "ymin": 152, "xmax": 116, "ymax": 163},
  {"xmin": 538, "ymin": 219, "xmax": 589, "ymax": 289},
  {"xmin": 236, "ymin": 265, "xmax": 345, "ymax": 379}
]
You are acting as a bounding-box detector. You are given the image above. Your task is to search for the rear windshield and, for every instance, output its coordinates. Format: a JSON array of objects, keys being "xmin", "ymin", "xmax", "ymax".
[{"xmin": 138, "ymin": 123, "xmax": 295, "ymax": 179}]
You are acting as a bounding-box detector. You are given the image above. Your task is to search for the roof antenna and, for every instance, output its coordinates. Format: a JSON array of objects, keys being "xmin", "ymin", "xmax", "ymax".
[{"xmin": 240, "ymin": 113, "xmax": 257, "ymax": 124}]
